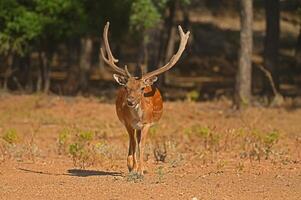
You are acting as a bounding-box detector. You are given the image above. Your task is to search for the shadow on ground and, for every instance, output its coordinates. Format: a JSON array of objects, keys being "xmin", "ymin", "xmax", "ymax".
[
  {"xmin": 19, "ymin": 168, "xmax": 63, "ymax": 176},
  {"xmin": 18, "ymin": 168, "xmax": 122, "ymax": 177},
  {"xmin": 67, "ymin": 169, "xmax": 122, "ymax": 177}
]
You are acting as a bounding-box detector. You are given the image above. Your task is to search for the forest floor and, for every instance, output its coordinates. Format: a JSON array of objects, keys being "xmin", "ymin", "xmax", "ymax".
[{"xmin": 0, "ymin": 95, "xmax": 301, "ymax": 200}]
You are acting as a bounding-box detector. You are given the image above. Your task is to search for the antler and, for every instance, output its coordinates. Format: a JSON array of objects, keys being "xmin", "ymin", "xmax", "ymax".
[
  {"xmin": 142, "ymin": 25, "xmax": 190, "ymax": 81},
  {"xmin": 100, "ymin": 22, "xmax": 131, "ymax": 77}
]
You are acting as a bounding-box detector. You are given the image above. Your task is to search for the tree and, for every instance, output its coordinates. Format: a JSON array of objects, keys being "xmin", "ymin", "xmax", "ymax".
[
  {"xmin": 0, "ymin": 0, "xmax": 85, "ymax": 93},
  {"xmin": 263, "ymin": 0, "xmax": 280, "ymax": 94},
  {"xmin": 129, "ymin": 0, "xmax": 190, "ymax": 81},
  {"xmin": 129, "ymin": 0, "xmax": 162, "ymax": 75},
  {"xmin": 235, "ymin": 0, "xmax": 253, "ymax": 109},
  {"xmin": 0, "ymin": 0, "xmax": 191, "ymax": 94}
]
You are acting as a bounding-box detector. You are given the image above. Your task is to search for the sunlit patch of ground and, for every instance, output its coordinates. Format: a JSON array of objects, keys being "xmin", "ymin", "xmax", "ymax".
[{"xmin": 0, "ymin": 94, "xmax": 300, "ymax": 200}]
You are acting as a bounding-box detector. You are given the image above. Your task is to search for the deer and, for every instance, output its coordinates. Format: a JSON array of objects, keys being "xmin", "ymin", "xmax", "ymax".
[{"xmin": 100, "ymin": 22, "xmax": 190, "ymax": 175}]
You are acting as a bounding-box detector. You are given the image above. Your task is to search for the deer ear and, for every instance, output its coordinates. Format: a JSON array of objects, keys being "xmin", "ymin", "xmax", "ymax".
[
  {"xmin": 143, "ymin": 76, "xmax": 158, "ymax": 86},
  {"xmin": 113, "ymin": 74, "xmax": 127, "ymax": 86}
]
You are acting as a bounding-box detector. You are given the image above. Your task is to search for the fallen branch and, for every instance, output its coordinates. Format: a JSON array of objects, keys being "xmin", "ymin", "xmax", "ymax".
[
  {"xmin": 255, "ymin": 64, "xmax": 283, "ymax": 106},
  {"xmin": 256, "ymin": 64, "xmax": 278, "ymax": 96}
]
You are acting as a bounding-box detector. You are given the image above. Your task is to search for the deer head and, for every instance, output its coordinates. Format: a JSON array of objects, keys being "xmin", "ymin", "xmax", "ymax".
[{"xmin": 100, "ymin": 22, "xmax": 190, "ymax": 108}]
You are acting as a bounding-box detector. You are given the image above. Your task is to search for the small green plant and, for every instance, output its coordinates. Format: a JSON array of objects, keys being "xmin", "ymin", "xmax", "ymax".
[
  {"xmin": 185, "ymin": 125, "xmax": 220, "ymax": 151},
  {"xmin": 69, "ymin": 143, "xmax": 84, "ymax": 167},
  {"xmin": 240, "ymin": 129, "xmax": 281, "ymax": 162},
  {"xmin": 126, "ymin": 171, "xmax": 144, "ymax": 183},
  {"xmin": 195, "ymin": 126, "xmax": 210, "ymax": 138},
  {"xmin": 68, "ymin": 130, "xmax": 100, "ymax": 169},
  {"xmin": 186, "ymin": 90, "xmax": 199, "ymax": 102},
  {"xmin": 27, "ymin": 125, "xmax": 40, "ymax": 162},
  {"xmin": 1, "ymin": 128, "xmax": 27, "ymax": 162},
  {"xmin": 57, "ymin": 128, "xmax": 71, "ymax": 155},
  {"xmin": 69, "ymin": 143, "xmax": 81, "ymax": 157},
  {"xmin": 264, "ymin": 131, "xmax": 279, "ymax": 146},
  {"xmin": 149, "ymin": 124, "xmax": 159, "ymax": 140},
  {"xmin": 2, "ymin": 129, "xmax": 19, "ymax": 144},
  {"xmin": 93, "ymin": 142, "xmax": 110, "ymax": 156},
  {"xmin": 155, "ymin": 166, "xmax": 164, "ymax": 183},
  {"xmin": 79, "ymin": 131, "xmax": 94, "ymax": 142},
  {"xmin": 236, "ymin": 162, "xmax": 244, "ymax": 172},
  {"xmin": 263, "ymin": 130, "xmax": 280, "ymax": 159}
]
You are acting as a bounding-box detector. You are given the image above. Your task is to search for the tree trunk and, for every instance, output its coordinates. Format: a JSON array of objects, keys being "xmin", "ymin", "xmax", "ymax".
[
  {"xmin": 263, "ymin": 0, "xmax": 280, "ymax": 94},
  {"xmin": 165, "ymin": 27, "xmax": 177, "ymax": 64},
  {"xmin": 3, "ymin": 54, "xmax": 14, "ymax": 91},
  {"xmin": 98, "ymin": 42, "xmax": 105, "ymax": 75},
  {"xmin": 37, "ymin": 51, "xmax": 50, "ymax": 93},
  {"xmin": 235, "ymin": 0, "xmax": 253, "ymax": 109},
  {"xmin": 157, "ymin": 0, "xmax": 178, "ymax": 86},
  {"xmin": 37, "ymin": 51, "xmax": 43, "ymax": 93},
  {"xmin": 137, "ymin": 33, "xmax": 148, "ymax": 76},
  {"xmin": 41, "ymin": 52, "xmax": 50, "ymax": 94},
  {"xmin": 79, "ymin": 37, "xmax": 93, "ymax": 93},
  {"xmin": 180, "ymin": 2, "xmax": 190, "ymax": 31},
  {"xmin": 64, "ymin": 39, "xmax": 80, "ymax": 95},
  {"xmin": 24, "ymin": 54, "xmax": 33, "ymax": 93},
  {"xmin": 295, "ymin": 27, "xmax": 301, "ymax": 67},
  {"xmin": 147, "ymin": 28, "xmax": 161, "ymax": 73}
]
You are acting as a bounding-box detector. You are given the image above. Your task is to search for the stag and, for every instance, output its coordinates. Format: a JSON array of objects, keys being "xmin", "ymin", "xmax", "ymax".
[{"xmin": 101, "ymin": 22, "xmax": 190, "ymax": 175}]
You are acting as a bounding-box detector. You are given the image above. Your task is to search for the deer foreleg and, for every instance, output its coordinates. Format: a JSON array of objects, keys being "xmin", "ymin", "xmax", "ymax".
[
  {"xmin": 137, "ymin": 124, "xmax": 150, "ymax": 175},
  {"xmin": 126, "ymin": 126, "xmax": 137, "ymax": 172}
]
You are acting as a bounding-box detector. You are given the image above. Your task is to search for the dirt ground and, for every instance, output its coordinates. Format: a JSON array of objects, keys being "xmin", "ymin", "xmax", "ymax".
[{"xmin": 0, "ymin": 95, "xmax": 301, "ymax": 200}]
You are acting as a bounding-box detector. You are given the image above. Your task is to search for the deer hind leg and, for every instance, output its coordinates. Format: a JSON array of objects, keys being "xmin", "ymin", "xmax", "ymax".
[
  {"xmin": 126, "ymin": 126, "xmax": 137, "ymax": 172},
  {"xmin": 137, "ymin": 124, "xmax": 150, "ymax": 175}
]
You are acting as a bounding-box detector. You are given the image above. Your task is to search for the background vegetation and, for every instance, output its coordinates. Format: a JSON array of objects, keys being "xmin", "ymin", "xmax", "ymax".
[{"xmin": 0, "ymin": 0, "xmax": 300, "ymax": 108}]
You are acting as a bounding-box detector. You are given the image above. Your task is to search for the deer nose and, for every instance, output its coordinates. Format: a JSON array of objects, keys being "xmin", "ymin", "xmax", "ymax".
[{"xmin": 127, "ymin": 96, "xmax": 135, "ymax": 105}]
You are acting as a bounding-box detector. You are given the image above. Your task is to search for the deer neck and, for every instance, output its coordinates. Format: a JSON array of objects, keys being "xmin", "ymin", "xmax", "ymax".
[{"xmin": 128, "ymin": 100, "xmax": 144, "ymax": 129}]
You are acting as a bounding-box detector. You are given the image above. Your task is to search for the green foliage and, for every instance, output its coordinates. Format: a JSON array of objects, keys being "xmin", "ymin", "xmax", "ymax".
[
  {"xmin": 0, "ymin": 0, "xmax": 191, "ymax": 56},
  {"xmin": 68, "ymin": 143, "xmax": 81, "ymax": 157},
  {"xmin": 2, "ymin": 129, "xmax": 19, "ymax": 144},
  {"xmin": 34, "ymin": 0, "xmax": 85, "ymax": 39},
  {"xmin": 180, "ymin": 0, "xmax": 191, "ymax": 5},
  {"xmin": 130, "ymin": 0, "xmax": 191, "ymax": 32},
  {"xmin": 240, "ymin": 129, "xmax": 281, "ymax": 161},
  {"xmin": 186, "ymin": 90, "xmax": 200, "ymax": 102},
  {"xmin": 195, "ymin": 126, "xmax": 210, "ymax": 138},
  {"xmin": 264, "ymin": 130, "xmax": 280, "ymax": 146},
  {"xmin": 130, "ymin": 0, "xmax": 161, "ymax": 31},
  {"xmin": 0, "ymin": 0, "xmax": 85, "ymax": 55},
  {"xmin": 155, "ymin": 166, "xmax": 164, "ymax": 183},
  {"xmin": 57, "ymin": 128, "xmax": 70, "ymax": 154},
  {"xmin": 1, "ymin": 127, "xmax": 41, "ymax": 162},
  {"xmin": 184, "ymin": 125, "xmax": 210, "ymax": 138},
  {"xmin": 0, "ymin": 0, "xmax": 43, "ymax": 55},
  {"xmin": 184, "ymin": 125, "xmax": 220, "ymax": 151},
  {"xmin": 68, "ymin": 129, "xmax": 103, "ymax": 169},
  {"xmin": 149, "ymin": 124, "xmax": 159, "ymax": 139},
  {"xmin": 78, "ymin": 130, "xmax": 94, "ymax": 142}
]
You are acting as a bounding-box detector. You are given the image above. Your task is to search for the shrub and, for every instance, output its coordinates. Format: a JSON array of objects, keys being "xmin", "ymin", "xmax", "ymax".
[
  {"xmin": 68, "ymin": 130, "xmax": 103, "ymax": 169},
  {"xmin": 186, "ymin": 90, "xmax": 199, "ymax": 102},
  {"xmin": 57, "ymin": 128, "xmax": 71, "ymax": 155},
  {"xmin": 2, "ymin": 129, "xmax": 19, "ymax": 144}
]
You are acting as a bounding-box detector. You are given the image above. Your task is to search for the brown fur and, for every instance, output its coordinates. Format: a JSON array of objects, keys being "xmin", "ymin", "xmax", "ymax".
[
  {"xmin": 115, "ymin": 83, "xmax": 163, "ymax": 174},
  {"xmin": 116, "ymin": 86, "xmax": 163, "ymax": 126}
]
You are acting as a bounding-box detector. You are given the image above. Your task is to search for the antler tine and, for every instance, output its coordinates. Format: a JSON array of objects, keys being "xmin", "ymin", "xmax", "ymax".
[
  {"xmin": 142, "ymin": 25, "xmax": 190, "ymax": 81},
  {"xmin": 100, "ymin": 22, "xmax": 128, "ymax": 76},
  {"xmin": 124, "ymin": 65, "xmax": 132, "ymax": 77}
]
